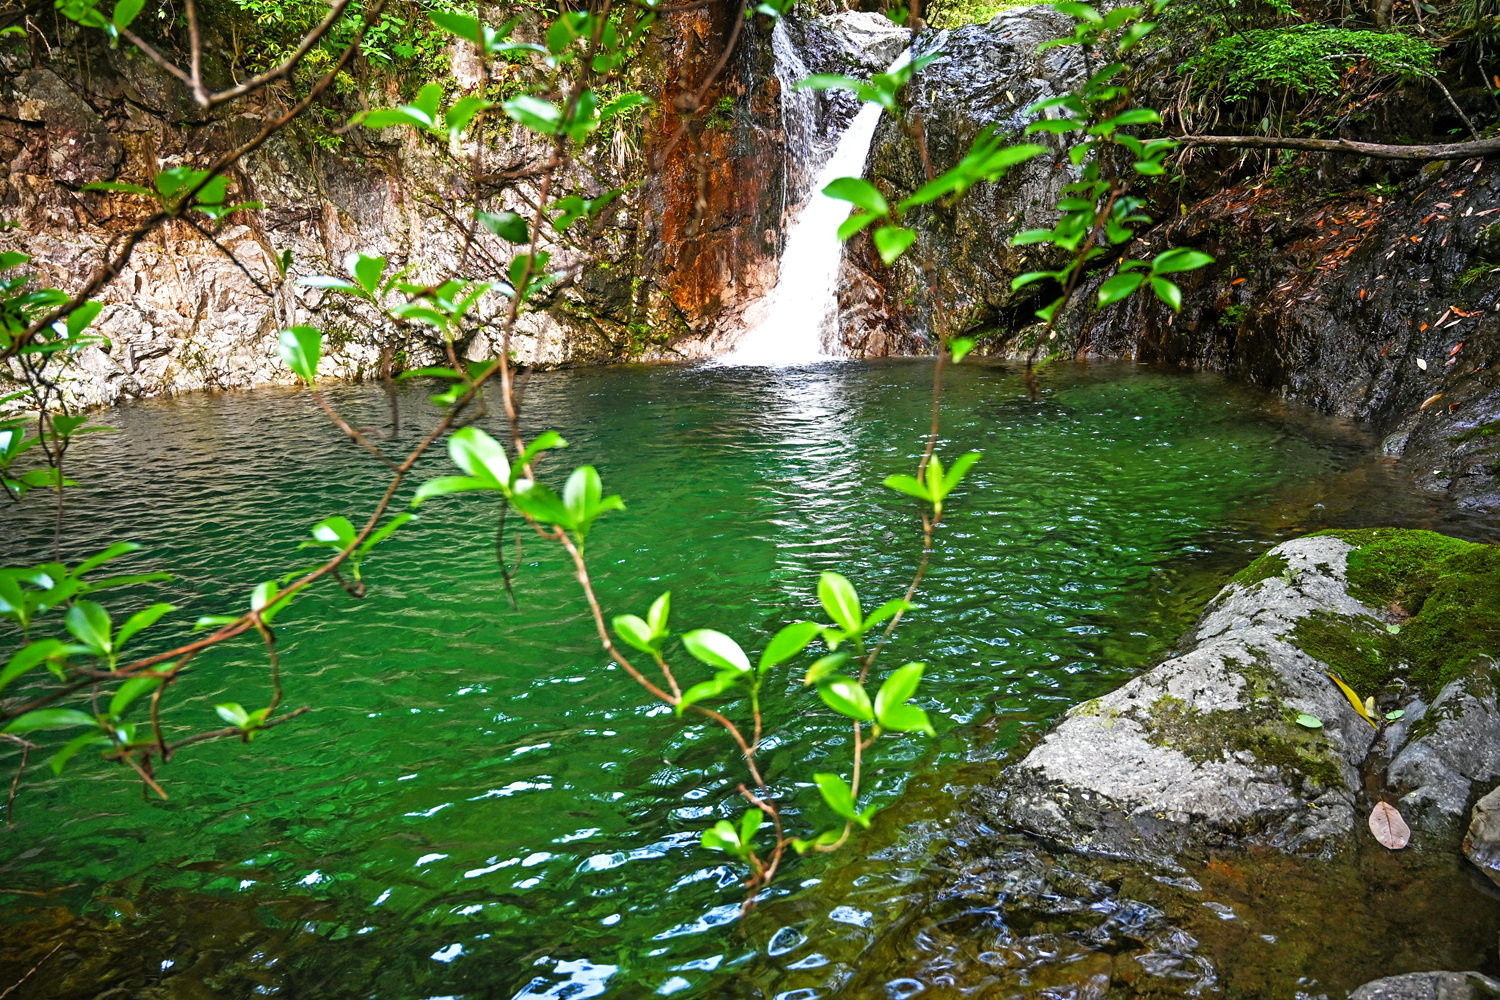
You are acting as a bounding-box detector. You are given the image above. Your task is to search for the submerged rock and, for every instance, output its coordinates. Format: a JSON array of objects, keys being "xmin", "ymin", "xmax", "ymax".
[
  {"xmin": 999, "ymin": 529, "xmax": 1500, "ymax": 861},
  {"xmin": 1350, "ymin": 971, "xmax": 1500, "ymax": 1000},
  {"xmin": 1464, "ymin": 785, "xmax": 1500, "ymax": 887}
]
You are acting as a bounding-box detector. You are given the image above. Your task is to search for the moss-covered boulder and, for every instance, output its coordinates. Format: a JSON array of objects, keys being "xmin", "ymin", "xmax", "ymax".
[{"xmin": 1000, "ymin": 529, "xmax": 1500, "ymax": 862}]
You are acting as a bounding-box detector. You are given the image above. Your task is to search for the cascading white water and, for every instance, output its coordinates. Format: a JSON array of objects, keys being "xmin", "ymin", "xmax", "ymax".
[{"xmin": 721, "ymin": 35, "xmax": 910, "ymax": 368}]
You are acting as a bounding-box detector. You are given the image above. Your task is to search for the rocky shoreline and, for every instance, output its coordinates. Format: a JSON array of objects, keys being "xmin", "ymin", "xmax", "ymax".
[{"xmin": 964, "ymin": 527, "xmax": 1500, "ymax": 992}]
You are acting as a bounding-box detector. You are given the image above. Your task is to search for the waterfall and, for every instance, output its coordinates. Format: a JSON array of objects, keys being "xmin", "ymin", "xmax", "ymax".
[{"xmin": 721, "ymin": 28, "xmax": 909, "ymax": 368}]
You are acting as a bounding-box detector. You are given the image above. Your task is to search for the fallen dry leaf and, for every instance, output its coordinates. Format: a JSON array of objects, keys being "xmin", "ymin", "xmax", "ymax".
[
  {"xmin": 1369, "ymin": 801, "xmax": 1411, "ymax": 849},
  {"xmin": 1418, "ymin": 358, "xmax": 1429, "ymax": 370},
  {"xmin": 1421, "ymin": 393, "xmax": 1444, "ymax": 409}
]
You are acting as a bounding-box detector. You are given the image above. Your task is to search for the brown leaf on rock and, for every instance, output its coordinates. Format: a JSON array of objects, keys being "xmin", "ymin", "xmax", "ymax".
[{"xmin": 1370, "ymin": 801, "xmax": 1411, "ymax": 849}]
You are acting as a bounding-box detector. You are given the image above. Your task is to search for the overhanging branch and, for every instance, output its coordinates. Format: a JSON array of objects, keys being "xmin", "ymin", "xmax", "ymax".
[{"xmin": 1175, "ymin": 132, "xmax": 1500, "ymax": 160}]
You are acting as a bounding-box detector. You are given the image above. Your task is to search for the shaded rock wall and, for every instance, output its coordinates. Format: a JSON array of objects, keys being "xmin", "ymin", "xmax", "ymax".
[{"xmin": 845, "ymin": 8, "xmax": 1500, "ymax": 512}]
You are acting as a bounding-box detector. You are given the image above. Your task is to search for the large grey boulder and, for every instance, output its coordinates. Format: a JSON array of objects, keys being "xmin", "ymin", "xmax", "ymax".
[
  {"xmin": 1001, "ymin": 530, "xmax": 1500, "ymax": 861},
  {"xmin": 1003, "ymin": 535, "xmax": 1374, "ymax": 861},
  {"xmin": 1349, "ymin": 972, "xmax": 1500, "ymax": 1000}
]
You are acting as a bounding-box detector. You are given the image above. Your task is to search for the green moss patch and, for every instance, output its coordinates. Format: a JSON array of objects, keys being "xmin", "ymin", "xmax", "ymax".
[
  {"xmin": 1308, "ymin": 529, "xmax": 1500, "ymax": 696},
  {"xmin": 1293, "ymin": 610, "xmax": 1398, "ymax": 697},
  {"xmin": 1232, "ymin": 550, "xmax": 1289, "ymax": 589},
  {"xmin": 1140, "ymin": 693, "xmax": 1345, "ymax": 794}
]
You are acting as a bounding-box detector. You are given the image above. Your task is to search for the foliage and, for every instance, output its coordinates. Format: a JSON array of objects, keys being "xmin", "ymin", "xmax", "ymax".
[
  {"xmin": 1191, "ymin": 24, "xmax": 1438, "ymax": 101},
  {"xmin": 0, "ymin": 0, "xmax": 1217, "ymax": 916}
]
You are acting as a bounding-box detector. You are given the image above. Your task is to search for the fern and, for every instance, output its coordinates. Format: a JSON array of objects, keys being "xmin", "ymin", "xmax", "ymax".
[{"xmin": 1192, "ymin": 25, "xmax": 1439, "ymax": 100}]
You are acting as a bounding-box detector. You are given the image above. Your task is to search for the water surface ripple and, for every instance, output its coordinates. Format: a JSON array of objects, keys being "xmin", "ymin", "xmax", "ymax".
[{"xmin": 0, "ymin": 359, "xmax": 1482, "ymax": 998}]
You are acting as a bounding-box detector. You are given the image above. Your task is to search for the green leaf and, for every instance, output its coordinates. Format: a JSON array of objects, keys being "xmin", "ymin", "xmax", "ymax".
[
  {"xmin": 647, "ymin": 591, "xmax": 670, "ymax": 634},
  {"xmin": 49, "ymin": 731, "xmax": 107, "ymax": 775},
  {"xmin": 739, "ymin": 807, "xmax": 762, "ymax": 849},
  {"xmin": 882, "ymin": 474, "xmax": 929, "ymax": 504},
  {"xmin": 681, "ymin": 629, "xmax": 750, "ymax": 673},
  {"xmin": 941, "ymin": 451, "xmax": 982, "ymax": 495},
  {"xmin": 504, "ymin": 95, "xmax": 561, "ymax": 135},
  {"xmin": 108, "ymin": 676, "xmax": 162, "ymax": 718},
  {"xmin": 875, "ymin": 661, "xmax": 923, "ymax": 716},
  {"xmin": 1053, "ymin": 0, "xmax": 1104, "ymax": 22},
  {"xmin": 1151, "ymin": 248, "xmax": 1214, "ymax": 274},
  {"xmin": 822, "ymin": 177, "xmax": 888, "ymax": 216},
  {"xmin": 1386, "ymin": 709, "xmax": 1406, "ymax": 721},
  {"xmin": 1097, "ymin": 108, "xmax": 1161, "ymax": 128},
  {"xmin": 1097, "ymin": 272, "xmax": 1144, "ymax": 306},
  {"xmin": 676, "ymin": 669, "xmax": 741, "ymax": 715},
  {"xmin": 563, "ymin": 465, "xmax": 624, "ymax": 539},
  {"xmin": 277, "ymin": 326, "xmax": 322, "ymax": 383},
  {"xmin": 448, "ymin": 426, "xmax": 511, "ymax": 487},
  {"xmin": 817, "ymin": 572, "xmax": 862, "ymax": 634},
  {"xmin": 700, "ymin": 818, "xmax": 745, "ymax": 854},
  {"xmin": 4, "ymin": 708, "xmax": 96, "ymax": 734},
  {"xmin": 813, "ymin": 772, "xmax": 865, "ymax": 825},
  {"xmin": 872, "ymin": 226, "xmax": 915, "ymax": 265},
  {"xmin": 511, "ymin": 481, "xmax": 575, "ymax": 528},
  {"xmin": 445, "ymin": 96, "xmax": 493, "ymax": 139},
  {"xmin": 758, "ymin": 621, "xmax": 820, "ymax": 673},
  {"xmin": 803, "ymin": 651, "xmax": 850, "ymax": 686},
  {"xmin": 949, "ymin": 337, "xmax": 975, "ymax": 363},
  {"xmin": 66, "ymin": 600, "xmax": 112, "ymax": 655},
  {"xmin": 308, "ymin": 515, "xmax": 357, "ymax": 549},
  {"xmin": 298, "ymin": 275, "xmax": 360, "ymax": 292},
  {"xmin": 878, "ymin": 703, "xmax": 935, "ymax": 736},
  {"xmin": 429, "ymin": 10, "xmax": 480, "ymax": 41},
  {"xmin": 601, "ymin": 93, "xmax": 651, "ymax": 120},
  {"xmin": 513, "ymin": 431, "xmax": 567, "ymax": 484},
  {"xmin": 836, "ymin": 211, "xmax": 880, "ymax": 242},
  {"xmin": 194, "ymin": 615, "xmax": 240, "ymax": 631},
  {"xmin": 65, "ymin": 301, "xmax": 104, "ymax": 339},
  {"xmin": 478, "ymin": 210, "xmax": 530, "ymax": 244},
  {"xmin": 216, "ymin": 702, "xmax": 252, "ymax": 728},
  {"xmin": 817, "ymin": 676, "xmax": 873, "ymax": 721},
  {"xmin": 613, "ymin": 614, "xmax": 658, "ymax": 654},
  {"xmin": 1149, "ymin": 277, "xmax": 1182, "ymax": 312},
  {"xmin": 795, "ymin": 74, "xmax": 866, "ymax": 95},
  {"xmin": 115, "ymin": 602, "xmax": 173, "ymax": 650},
  {"xmin": 346, "ymin": 253, "xmax": 386, "ymax": 296},
  {"xmin": 790, "ymin": 829, "xmax": 843, "ymax": 854},
  {"xmin": 410, "ymin": 475, "xmax": 489, "ymax": 506},
  {"xmin": 1295, "ymin": 713, "xmax": 1323, "ymax": 729},
  {"xmin": 0, "ymin": 640, "xmax": 67, "ymax": 693},
  {"xmin": 358, "ymin": 513, "xmax": 412, "ymax": 559},
  {"xmin": 860, "ymin": 600, "xmax": 907, "ymax": 637}
]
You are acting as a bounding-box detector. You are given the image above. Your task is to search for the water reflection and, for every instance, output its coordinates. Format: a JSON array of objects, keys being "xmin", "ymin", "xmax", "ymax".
[{"xmin": 0, "ymin": 359, "xmax": 1493, "ymax": 998}]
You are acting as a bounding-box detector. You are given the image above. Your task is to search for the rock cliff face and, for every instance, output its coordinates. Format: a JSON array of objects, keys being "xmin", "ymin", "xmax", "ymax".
[
  {"xmin": 847, "ymin": 10, "xmax": 1500, "ymax": 510},
  {"xmin": 1, "ymin": 7, "xmax": 902, "ymax": 407},
  {"xmin": 836, "ymin": 6, "xmax": 1083, "ymax": 357}
]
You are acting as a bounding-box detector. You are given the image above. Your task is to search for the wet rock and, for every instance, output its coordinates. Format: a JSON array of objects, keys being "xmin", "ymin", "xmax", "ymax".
[
  {"xmin": 1349, "ymin": 971, "xmax": 1500, "ymax": 1000},
  {"xmin": 1463, "ymin": 785, "xmax": 1500, "ymax": 886},
  {"xmin": 1000, "ymin": 528, "xmax": 1500, "ymax": 861},
  {"xmin": 838, "ymin": 6, "xmax": 1083, "ymax": 355},
  {"xmin": 1002, "ymin": 535, "xmax": 1374, "ymax": 861},
  {"xmin": 1388, "ymin": 659, "xmax": 1500, "ymax": 829}
]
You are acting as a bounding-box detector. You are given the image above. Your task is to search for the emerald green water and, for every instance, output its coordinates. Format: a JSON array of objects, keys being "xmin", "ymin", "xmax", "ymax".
[{"xmin": 0, "ymin": 360, "xmax": 1471, "ymax": 997}]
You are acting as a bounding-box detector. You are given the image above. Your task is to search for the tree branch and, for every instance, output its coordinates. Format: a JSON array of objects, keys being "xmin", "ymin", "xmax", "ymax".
[{"xmin": 1175, "ymin": 132, "xmax": 1500, "ymax": 160}]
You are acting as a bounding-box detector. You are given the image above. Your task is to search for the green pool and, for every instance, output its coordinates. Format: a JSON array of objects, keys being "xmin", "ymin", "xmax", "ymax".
[{"xmin": 0, "ymin": 359, "xmax": 1466, "ymax": 997}]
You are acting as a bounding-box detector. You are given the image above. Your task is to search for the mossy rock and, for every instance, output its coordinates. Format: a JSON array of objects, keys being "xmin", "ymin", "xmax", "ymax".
[{"xmin": 1309, "ymin": 529, "xmax": 1500, "ymax": 697}]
